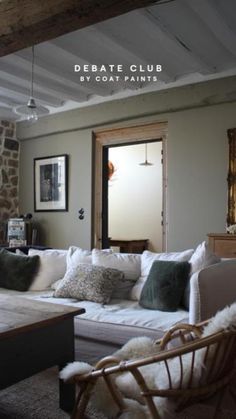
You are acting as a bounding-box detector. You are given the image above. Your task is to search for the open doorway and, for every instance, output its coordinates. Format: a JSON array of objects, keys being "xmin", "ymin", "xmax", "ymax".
[
  {"xmin": 92, "ymin": 122, "xmax": 168, "ymax": 252},
  {"xmin": 103, "ymin": 140, "xmax": 163, "ymax": 252}
]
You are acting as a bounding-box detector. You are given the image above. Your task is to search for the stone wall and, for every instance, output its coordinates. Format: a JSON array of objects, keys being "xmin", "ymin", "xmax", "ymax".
[{"xmin": 0, "ymin": 120, "xmax": 19, "ymax": 243}]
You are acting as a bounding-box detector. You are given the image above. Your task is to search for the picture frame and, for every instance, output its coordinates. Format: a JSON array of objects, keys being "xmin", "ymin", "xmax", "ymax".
[{"xmin": 34, "ymin": 154, "xmax": 68, "ymax": 212}]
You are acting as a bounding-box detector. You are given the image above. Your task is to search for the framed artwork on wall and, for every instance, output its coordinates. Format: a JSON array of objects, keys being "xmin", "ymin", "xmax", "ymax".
[{"xmin": 34, "ymin": 154, "xmax": 68, "ymax": 212}]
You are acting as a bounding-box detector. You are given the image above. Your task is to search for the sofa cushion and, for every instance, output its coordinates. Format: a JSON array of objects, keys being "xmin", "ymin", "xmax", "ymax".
[
  {"xmin": 67, "ymin": 246, "xmax": 92, "ymax": 267},
  {"xmin": 67, "ymin": 246, "xmax": 113, "ymax": 269},
  {"xmin": 140, "ymin": 249, "xmax": 194, "ymax": 278},
  {"xmin": 189, "ymin": 241, "xmax": 220, "ymax": 274},
  {"xmin": 111, "ymin": 279, "xmax": 134, "ymax": 300},
  {"xmin": 130, "ymin": 249, "xmax": 194, "ymax": 301},
  {"xmin": 54, "ymin": 263, "xmax": 124, "ymax": 304},
  {"xmin": 51, "ymin": 276, "xmax": 134, "ymax": 300},
  {"xmin": 182, "ymin": 241, "xmax": 221, "ymax": 310},
  {"xmin": 29, "ymin": 248, "xmax": 67, "ymax": 291},
  {"xmin": 139, "ymin": 260, "xmax": 191, "ymax": 311},
  {"xmin": 92, "ymin": 249, "xmax": 141, "ymax": 280},
  {"xmin": 0, "ymin": 249, "xmax": 39, "ymax": 291}
]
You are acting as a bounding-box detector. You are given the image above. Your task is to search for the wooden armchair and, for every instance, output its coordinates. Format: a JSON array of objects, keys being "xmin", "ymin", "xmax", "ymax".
[{"xmin": 68, "ymin": 321, "xmax": 236, "ymax": 419}]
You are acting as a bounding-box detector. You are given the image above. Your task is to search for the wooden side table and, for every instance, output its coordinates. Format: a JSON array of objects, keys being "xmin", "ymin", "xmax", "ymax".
[
  {"xmin": 208, "ymin": 233, "xmax": 236, "ymax": 258},
  {"xmin": 109, "ymin": 239, "xmax": 148, "ymax": 254}
]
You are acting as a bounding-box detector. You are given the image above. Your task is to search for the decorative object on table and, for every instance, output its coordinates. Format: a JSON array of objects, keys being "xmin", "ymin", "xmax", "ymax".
[
  {"xmin": 8, "ymin": 214, "xmax": 36, "ymax": 246},
  {"xmin": 14, "ymin": 46, "xmax": 49, "ymax": 123},
  {"xmin": 34, "ymin": 155, "xmax": 68, "ymax": 212},
  {"xmin": 226, "ymin": 224, "xmax": 236, "ymax": 234},
  {"xmin": 7, "ymin": 218, "xmax": 27, "ymax": 247}
]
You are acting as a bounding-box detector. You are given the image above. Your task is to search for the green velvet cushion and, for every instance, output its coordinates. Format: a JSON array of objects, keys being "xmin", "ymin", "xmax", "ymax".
[
  {"xmin": 0, "ymin": 249, "xmax": 40, "ymax": 291},
  {"xmin": 139, "ymin": 260, "xmax": 191, "ymax": 311}
]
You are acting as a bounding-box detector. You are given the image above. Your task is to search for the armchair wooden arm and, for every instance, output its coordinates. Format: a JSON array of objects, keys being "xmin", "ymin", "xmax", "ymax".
[{"xmin": 68, "ymin": 321, "xmax": 236, "ymax": 419}]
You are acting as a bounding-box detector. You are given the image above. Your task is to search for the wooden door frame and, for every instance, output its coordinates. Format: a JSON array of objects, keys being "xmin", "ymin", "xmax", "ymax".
[{"xmin": 92, "ymin": 121, "xmax": 168, "ymax": 250}]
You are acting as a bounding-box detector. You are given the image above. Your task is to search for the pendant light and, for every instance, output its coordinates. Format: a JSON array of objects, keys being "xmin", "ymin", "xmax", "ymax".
[
  {"xmin": 139, "ymin": 143, "xmax": 153, "ymax": 166},
  {"xmin": 14, "ymin": 46, "xmax": 49, "ymax": 122}
]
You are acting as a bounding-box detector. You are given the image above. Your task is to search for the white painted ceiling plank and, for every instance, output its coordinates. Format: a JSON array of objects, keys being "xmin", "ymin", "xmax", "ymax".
[
  {"xmin": 212, "ymin": 0, "xmax": 236, "ymax": 34},
  {"xmin": 0, "ymin": 65, "xmax": 88, "ymax": 103},
  {"xmin": 137, "ymin": 8, "xmax": 207, "ymax": 70},
  {"xmin": 0, "ymin": 95, "xmax": 22, "ymax": 106},
  {"xmin": 0, "ymin": 78, "xmax": 63, "ymax": 107},
  {"xmin": 187, "ymin": 0, "xmax": 236, "ymax": 58},
  {"xmin": 32, "ymin": 43, "xmax": 120, "ymax": 96},
  {"xmin": 52, "ymin": 25, "xmax": 170, "ymax": 83},
  {"xmin": 51, "ymin": 37, "xmax": 139, "ymax": 90},
  {"xmin": 97, "ymin": 11, "xmax": 190, "ymax": 80},
  {"xmin": 0, "ymin": 106, "xmax": 15, "ymax": 120},
  {"xmin": 16, "ymin": 47, "xmax": 114, "ymax": 97},
  {"xmin": 148, "ymin": 0, "xmax": 234, "ymax": 71},
  {"xmin": 87, "ymin": 26, "xmax": 171, "ymax": 83},
  {"xmin": 144, "ymin": 8, "xmax": 215, "ymax": 75},
  {"xmin": 0, "ymin": 55, "xmax": 91, "ymax": 100}
]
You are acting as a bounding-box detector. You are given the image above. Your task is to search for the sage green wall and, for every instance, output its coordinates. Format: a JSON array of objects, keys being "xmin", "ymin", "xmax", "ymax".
[
  {"xmin": 18, "ymin": 77, "xmax": 236, "ymax": 250},
  {"xmin": 19, "ymin": 131, "xmax": 92, "ymax": 249}
]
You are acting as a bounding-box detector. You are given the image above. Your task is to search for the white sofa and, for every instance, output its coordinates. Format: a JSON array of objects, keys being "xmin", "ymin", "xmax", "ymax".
[{"xmin": 1, "ymin": 245, "xmax": 236, "ymax": 364}]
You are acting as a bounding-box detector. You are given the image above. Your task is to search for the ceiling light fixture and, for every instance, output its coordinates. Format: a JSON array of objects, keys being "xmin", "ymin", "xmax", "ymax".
[
  {"xmin": 139, "ymin": 143, "xmax": 153, "ymax": 166},
  {"xmin": 14, "ymin": 46, "xmax": 49, "ymax": 123}
]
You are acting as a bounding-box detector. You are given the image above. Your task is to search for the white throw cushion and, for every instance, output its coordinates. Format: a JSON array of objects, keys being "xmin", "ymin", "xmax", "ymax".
[
  {"xmin": 92, "ymin": 249, "xmax": 141, "ymax": 280},
  {"xmin": 140, "ymin": 249, "xmax": 194, "ymax": 278},
  {"xmin": 29, "ymin": 248, "xmax": 67, "ymax": 290},
  {"xmin": 130, "ymin": 277, "xmax": 147, "ymax": 301},
  {"xmin": 67, "ymin": 246, "xmax": 92, "ymax": 268},
  {"xmin": 130, "ymin": 249, "xmax": 194, "ymax": 301},
  {"xmin": 67, "ymin": 246, "xmax": 113, "ymax": 270},
  {"xmin": 189, "ymin": 241, "xmax": 220, "ymax": 274}
]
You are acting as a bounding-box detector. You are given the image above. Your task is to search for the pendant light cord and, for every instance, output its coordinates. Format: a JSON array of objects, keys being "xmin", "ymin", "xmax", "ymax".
[
  {"xmin": 14, "ymin": 44, "xmax": 49, "ymax": 119},
  {"xmin": 31, "ymin": 46, "xmax": 35, "ymax": 98}
]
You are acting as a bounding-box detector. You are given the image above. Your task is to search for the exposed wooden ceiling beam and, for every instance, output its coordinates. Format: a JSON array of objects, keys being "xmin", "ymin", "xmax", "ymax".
[{"xmin": 0, "ymin": 0, "xmax": 159, "ymax": 57}]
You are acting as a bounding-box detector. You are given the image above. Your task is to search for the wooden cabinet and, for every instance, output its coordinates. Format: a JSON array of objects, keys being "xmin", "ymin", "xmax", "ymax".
[
  {"xmin": 208, "ymin": 233, "xmax": 236, "ymax": 258},
  {"xmin": 109, "ymin": 239, "xmax": 148, "ymax": 254}
]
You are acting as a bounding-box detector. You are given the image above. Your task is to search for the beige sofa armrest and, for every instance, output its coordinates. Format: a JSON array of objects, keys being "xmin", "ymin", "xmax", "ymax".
[{"xmin": 189, "ymin": 260, "xmax": 236, "ymax": 324}]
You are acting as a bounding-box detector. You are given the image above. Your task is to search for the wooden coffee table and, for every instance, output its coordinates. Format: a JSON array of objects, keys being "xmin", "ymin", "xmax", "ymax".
[{"xmin": 0, "ymin": 295, "xmax": 85, "ymax": 412}]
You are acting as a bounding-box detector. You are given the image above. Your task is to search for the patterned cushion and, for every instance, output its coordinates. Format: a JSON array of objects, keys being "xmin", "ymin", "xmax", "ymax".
[{"xmin": 54, "ymin": 263, "xmax": 124, "ymax": 304}]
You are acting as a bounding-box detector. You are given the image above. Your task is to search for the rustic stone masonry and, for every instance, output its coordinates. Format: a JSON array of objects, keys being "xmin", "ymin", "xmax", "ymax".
[{"xmin": 0, "ymin": 120, "xmax": 19, "ymax": 243}]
